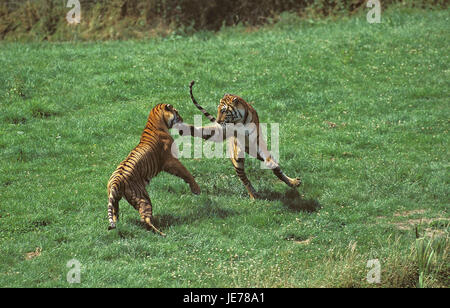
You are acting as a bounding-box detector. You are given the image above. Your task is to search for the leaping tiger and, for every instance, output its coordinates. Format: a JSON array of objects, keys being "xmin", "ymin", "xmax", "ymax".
[
  {"xmin": 176, "ymin": 81, "xmax": 301, "ymax": 199},
  {"xmin": 107, "ymin": 103, "xmax": 200, "ymax": 236}
]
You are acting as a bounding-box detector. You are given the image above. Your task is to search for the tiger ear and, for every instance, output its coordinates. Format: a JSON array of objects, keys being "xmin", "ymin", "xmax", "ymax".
[
  {"xmin": 165, "ymin": 104, "xmax": 172, "ymax": 111},
  {"xmin": 232, "ymin": 97, "xmax": 239, "ymax": 104}
]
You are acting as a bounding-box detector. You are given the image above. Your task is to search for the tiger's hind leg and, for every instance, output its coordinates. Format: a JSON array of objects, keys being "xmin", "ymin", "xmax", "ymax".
[
  {"xmin": 140, "ymin": 200, "xmax": 166, "ymax": 237},
  {"xmin": 251, "ymin": 144, "xmax": 302, "ymax": 189},
  {"xmin": 230, "ymin": 137, "xmax": 258, "ymax": 199},
  {"xmin": 263, "ymin": 155, "xmax": 302, "ymax": 188},
  {"xmin": 124, "ymin": 185, "xmax": 166, "ymax": 236},
  {"xmin": 272, "ymin": 164, "xmax": 302, "ymax": 188},
  {"xmin": 244, "ymin": 130, "xmax": 301, "ymax": 190}
]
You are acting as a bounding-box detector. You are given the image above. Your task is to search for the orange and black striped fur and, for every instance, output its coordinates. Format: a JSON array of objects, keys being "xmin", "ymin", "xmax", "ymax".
[
  {"xmin": 177, "ymin": 81, "xmax": 301, "ymax": 199},
  {"xmin": 107, "ymin": 104, "xmax": 200, "ymax": 236}
]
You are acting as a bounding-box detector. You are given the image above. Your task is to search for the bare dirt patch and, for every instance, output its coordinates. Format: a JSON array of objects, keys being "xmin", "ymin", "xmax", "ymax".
[
  {"xmin": 377, "ymin": 209, "xmax": 449, "ymax": 236},
  {"xmin": 394, "ymin": 209, "xmax": 427, "ymax": 217},
  {"xmin": 25, "ymin": 247, "xmax": 41, "ymax": 260}
]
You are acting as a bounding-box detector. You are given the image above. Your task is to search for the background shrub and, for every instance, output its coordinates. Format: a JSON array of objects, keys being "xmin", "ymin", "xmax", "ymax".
[{"xmin": 0, "ymin": 0, "xmax": 448, "ymax": 41}]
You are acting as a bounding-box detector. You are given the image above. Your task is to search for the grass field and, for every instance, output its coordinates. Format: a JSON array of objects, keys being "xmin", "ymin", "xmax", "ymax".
[{"xmin": 0, "ymin": 7, "xmax": 449, "ymax": 288}]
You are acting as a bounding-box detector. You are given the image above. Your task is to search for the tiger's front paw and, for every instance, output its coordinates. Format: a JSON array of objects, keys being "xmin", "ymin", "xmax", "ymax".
[
  {"xmin": 290, "ymin": 177, "xmax": 302, "ymax": 188},
  {"xmin": 190, "ymin": 182, "xmax": 201, "ymax": 195}
]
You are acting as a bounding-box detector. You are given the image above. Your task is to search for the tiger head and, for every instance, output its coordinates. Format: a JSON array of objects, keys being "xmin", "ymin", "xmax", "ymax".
[
  {"xmin": 161, "ymin": 104, "xmax": 183, "ymax": 129},
  {"xmin": 216, "ymin": 94, "xmax": 247, "ymax": 126}
]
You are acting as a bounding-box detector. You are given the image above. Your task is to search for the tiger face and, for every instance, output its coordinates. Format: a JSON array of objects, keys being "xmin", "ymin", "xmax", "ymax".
[
  {"xmin": 163, "ymin": 104, "xmax": 183, "ymax": 128},
  {"xmin": 216, "ymin": 94, "xmax": 246, "ymax": 126}
]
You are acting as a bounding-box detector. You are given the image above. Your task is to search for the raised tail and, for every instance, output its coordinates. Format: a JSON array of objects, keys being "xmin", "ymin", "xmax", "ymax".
[{"xmin": 189, "ymin": 80, "xmax": 216, "ymax": 123}]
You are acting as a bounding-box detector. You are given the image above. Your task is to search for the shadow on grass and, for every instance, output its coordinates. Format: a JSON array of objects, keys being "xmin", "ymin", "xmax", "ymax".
[
  {"xmin": 125, "ymin": 199, "xmax": 239, "ymax": 232},
  {"xmin": 155, "ymin": 203, "xmax": 239, "ymax": 229},
  {"xmin": 258, "ymin": 189, "xmax": 321, "ymax": 213},
  {"xmin": 120, "ymin": 189, "xmax": 319, "ymax": 237}
]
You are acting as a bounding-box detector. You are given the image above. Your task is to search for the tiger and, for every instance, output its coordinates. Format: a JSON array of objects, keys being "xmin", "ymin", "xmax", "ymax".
[
  {"xmin": 107, "ymin": 103, "xmax": 200, "ymax": 236},
  {"xmin": 175, "ymin": 81, "xmax": 301, "ymax": 199}
]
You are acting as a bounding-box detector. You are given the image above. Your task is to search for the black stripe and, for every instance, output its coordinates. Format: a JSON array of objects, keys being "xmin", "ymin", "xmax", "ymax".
[
  {"xmin": 243, "ymin": 108, "xmax": 249, "ymax": 123},
  {"xmin": 204, "ymin": 130, "xmax": 215, "ymax": 140}
]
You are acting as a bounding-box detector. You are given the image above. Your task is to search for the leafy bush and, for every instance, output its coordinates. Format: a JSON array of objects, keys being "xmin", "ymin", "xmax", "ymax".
[{"xmin": 0, "ymin": 0, "xmax": 448, "ymax": 41}]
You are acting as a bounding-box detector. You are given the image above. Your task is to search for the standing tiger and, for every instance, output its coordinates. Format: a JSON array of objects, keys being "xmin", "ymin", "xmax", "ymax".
[
  {"xmin": 176, "ymin": 81, "xmax": 301, "ymax": 199},
  {"xmin": 107, "ymin": 103, "xmax": 200, "ymax": 236}
]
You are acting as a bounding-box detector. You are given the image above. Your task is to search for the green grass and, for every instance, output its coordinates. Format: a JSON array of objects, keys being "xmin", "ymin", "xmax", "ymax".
[{"xmin": 0, "ymin": 8, "xmax": 449, "ymax": 288}]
